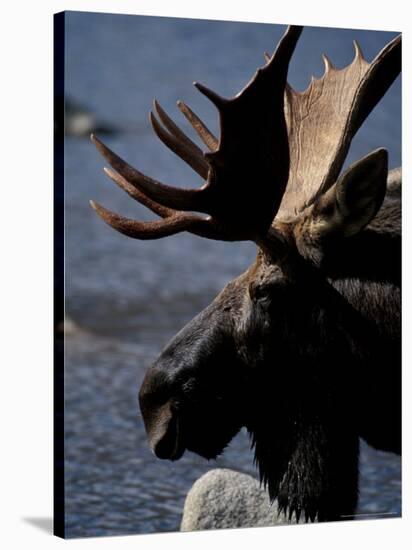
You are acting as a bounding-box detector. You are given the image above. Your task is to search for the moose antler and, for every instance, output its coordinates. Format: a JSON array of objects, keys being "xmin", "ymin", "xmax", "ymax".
[
  {"xmin": 91, "ymin": 26, "xmax": 401, "ymax": 244},
  {"xmin": 278, "ymin": 33, "xmax": 401, "ymax": 217},
  {"xmin": 91, "ymin": 25, "xmax": 302, "ymax": 242}
]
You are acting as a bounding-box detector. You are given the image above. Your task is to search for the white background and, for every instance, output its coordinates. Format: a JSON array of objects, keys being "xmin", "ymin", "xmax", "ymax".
[{"xmin": 0, "ymin": 1, "xmax": 410, "ymax": 548}]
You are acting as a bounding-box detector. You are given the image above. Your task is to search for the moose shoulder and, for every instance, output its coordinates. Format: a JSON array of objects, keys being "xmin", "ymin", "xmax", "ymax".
[{"xmin": 91, "ymin": 26, "xmax": 401, "ymax": 523}]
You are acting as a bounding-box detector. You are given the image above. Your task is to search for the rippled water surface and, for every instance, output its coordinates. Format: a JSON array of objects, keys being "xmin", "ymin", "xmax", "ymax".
[{"xmin": 63, "ymin": 12, "xmax": 401, "ymax": 538}]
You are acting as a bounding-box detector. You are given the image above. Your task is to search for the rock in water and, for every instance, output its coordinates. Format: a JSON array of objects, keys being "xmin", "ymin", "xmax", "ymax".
[{"xmin": 180, "ymin": 468, "xmax": 301, "ymax": 531}]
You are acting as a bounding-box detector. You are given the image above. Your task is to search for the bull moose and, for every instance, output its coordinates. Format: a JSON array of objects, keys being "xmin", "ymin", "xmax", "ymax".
[{"xmin": 90, "ymin": 26, "xmax": 401, "ymax": 523}]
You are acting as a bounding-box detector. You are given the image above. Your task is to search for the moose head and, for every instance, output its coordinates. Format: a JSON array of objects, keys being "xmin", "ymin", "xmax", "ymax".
[{"xmin": 91, "ymin": 26, "xmax": 401, "ymax": 522}]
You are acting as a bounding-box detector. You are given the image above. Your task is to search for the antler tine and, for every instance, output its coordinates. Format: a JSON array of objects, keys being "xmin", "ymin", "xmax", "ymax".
[
  {"xmin": 177, "ymin": 100, "xmax": 218, "ymax": 151},
  {"xmin": 263, "ymin": 26, "xmax": 303, "ymax": 80},
  {"xmin": 103, "ymin": 167, "xmax": 173, "ymax": 218},
  {"xmin": 351, "ymin": 33, "xmax": 401, "ymax": 135},
  {"xmin": 93, "ymin": 142, "xmax": 235, "ymax": 241},
  {"xmin": 322, "ymin": 54, "xmax": 335, "ymax": 73},
  {"xmin": 153, "ymin": 99, "xmax": 209, "ymax": 179},
  {"xmin": 193, "ymin": 82, "xmax": 228, "ymax": 110},
  {"xmin": 149, "ymin": 105, "xmax": 209, "ymax": 179},
  {"xmin": 91, "ymin": 134, "xmax": 209, "ymax": 212},
  {"xmin": 90, "ymin": 200, "xmax": 213, "ymax": 240},
  {"xmin": 236, "ymin": 25, "xmax": 303, "ymax": 106},
  {"xmin": 353, "ymin": 40, "xmax": 365, "ymax": 61},
  {"xmin": 153, "ymin": 99, "xmax": 203, "ymax": 155}
]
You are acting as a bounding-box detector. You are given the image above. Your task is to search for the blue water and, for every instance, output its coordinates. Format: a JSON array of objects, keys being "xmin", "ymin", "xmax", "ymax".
[{"xmin": 63, "ymin": 12, "xmax": 401, "ymax": 538}]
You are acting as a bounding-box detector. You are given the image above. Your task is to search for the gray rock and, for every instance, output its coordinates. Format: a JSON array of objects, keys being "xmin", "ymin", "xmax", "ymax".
[
  {"xmin": 387, "ymin": 166, "xmax": 401, "ymax": 197},
  {"xmin": 55, "ymin": 316, "xmax": 80, "ymax": 335},
  {"xmin": 180, "ymin": 468, "xmax": 300, "ymax": 531},
  {"xmin": 64, "ymin": 99, "xmax": 117, "ymax": 137}
]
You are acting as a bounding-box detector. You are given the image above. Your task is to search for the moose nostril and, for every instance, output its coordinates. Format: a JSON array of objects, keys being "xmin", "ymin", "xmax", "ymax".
[
  {"xmin": 153, "ymin": 427, "xmax": 176, "ymax": 459},
  {"xmin": 150, "ymin": 413, "xmax": 184, "ymax": 461},
  {"xmin": 152, "ymin": 413, "xmax": 176, "ymax": 457}
]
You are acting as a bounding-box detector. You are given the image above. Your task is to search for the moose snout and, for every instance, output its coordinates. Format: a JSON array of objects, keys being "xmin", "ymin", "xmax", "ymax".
[
  {"xmin": 139, "ymin": 376, "xmax": 186, "ymax": 461},
  {"xmin": 146, "ymin": 401, "xmax": 185, "ymax": 460}
]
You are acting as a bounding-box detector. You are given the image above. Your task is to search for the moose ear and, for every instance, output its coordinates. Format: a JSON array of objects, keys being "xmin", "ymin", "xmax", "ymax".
[{"xmin": 311, "ymin": 148, "xmax": 388, "ymax": 238}]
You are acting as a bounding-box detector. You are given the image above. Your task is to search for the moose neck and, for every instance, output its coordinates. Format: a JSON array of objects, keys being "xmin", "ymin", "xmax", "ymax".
[
  {"xmin": 245, "ymin": 308, "xmax": 362, "ymax": 523},
  {"xmin": 242, "ymin": 268, "xmax": 366, "ymax": 521},
  {"xmin": 326, "ymin": 235, "xmax": 400, "ymax": 340},
  {"xmin": 248, "ymin": 398, "xmax": 360, "ymax": 522},
  {"xmin": 244, "ymin": 219, "xmax": 400, "ymax": 521}
]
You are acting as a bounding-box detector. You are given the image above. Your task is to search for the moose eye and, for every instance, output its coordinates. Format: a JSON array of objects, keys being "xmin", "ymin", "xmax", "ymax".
[{"xmin": 249, "ymin": 283, "xmax": 269, "ymax": 303}]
